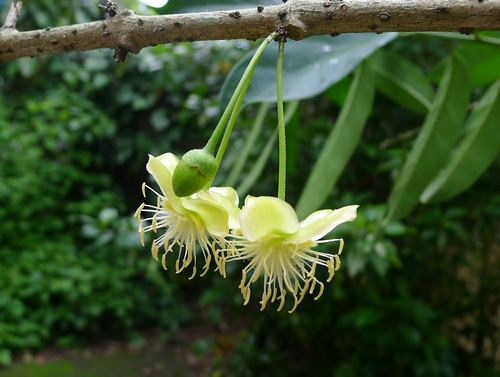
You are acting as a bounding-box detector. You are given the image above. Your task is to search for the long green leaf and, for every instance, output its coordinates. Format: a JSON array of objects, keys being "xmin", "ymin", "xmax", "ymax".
[
  {"xmin": 417, "ymin": 32, "xmax": 500, "ymax": 47},
  {"xmin": 296, "ymin": 63, "xmax": 375, "ymax": 219},
  {"xmin": 430, "ymin": 42, "xmax": 500, "ymax": 87},
  {"xmin": 385, "ymin": 55, "xmax": 471, "ymax": 222},
  {"xmin": 457, "ymin": 43, "xmax": 500, "ymax": 86},
  {"xmin": 237, "ymin": 102, "xmax": 298, "ymax": 197},
  {"xmin": 237, "ymin": 132, "xmax": 276, "ymax": 198},
  {"xmin": 369, "ymin": 50, "xmax": 435, "ymax": 114},
  {"xmin": 421, "ymin": 80, "xmax": 500, "ymax": 203},
  {"xmin": 225, "ymin": 103, "xmax": 269, "ymax": 187}
]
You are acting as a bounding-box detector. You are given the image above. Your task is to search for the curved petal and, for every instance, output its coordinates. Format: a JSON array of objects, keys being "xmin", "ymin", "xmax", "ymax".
[
  {"xmin": 209, "ymin": 187, "xmax": 239, "ymax": 206},
  {"xmin": 242, "ymin": 194, "xmax": 258, "ymax": 209},
  {"xmin": 205, "ymin": 187, "xmax": 241, "ymax": 229},
  {"xmin": 146, "ymin": 155, "xmax": 182, "ymax": 212},
  {"xmin": 157, "ymin": 153, "xmax": 179, "ymax": 175},
  {"xmin": 291, "ymin": 205, "xmax": 358, "ymax": 243},
  {"xmin": 182, "ymin": 197, "xmax": 229, "ymax": 237},
  {"xmin": 240, "ymin": 196, "xmax": 299, "ymax": 242}
]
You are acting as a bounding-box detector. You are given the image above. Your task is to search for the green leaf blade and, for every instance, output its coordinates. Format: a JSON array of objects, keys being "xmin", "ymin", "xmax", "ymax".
[
  {"xmin": 457, "ymin": 43, "xmax": 500, "ymax": 86},
  {"xmin": 385, "ymin": 55, "xmax": 471, "ymax": 222},
  {"xmin": 429, "ymin": 42, "xmax": 500, "ymax": 87},
  {"xmin": 296, "ymin": 63, "xmax": 375, "ymax": 219},
  {"xmin": 421, "ymin": 80, "xmax": 500, "ymax": 203},
  {"xmin": 369, "ymin": 50, "xmax": 435, "ymax": 114},
  {"xmin": 236, "ymin": 102, "xmax": 299, "ymax": 197},
  {"xmin": 225, "ymin": 103, "xmax": 270, "ymax": 187}
]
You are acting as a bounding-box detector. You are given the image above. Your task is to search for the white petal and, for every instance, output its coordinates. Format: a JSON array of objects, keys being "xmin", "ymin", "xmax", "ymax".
[
  {"xmin": 182, "ymin": 197, "xmax": 229, "ymax": 237},
  {"xmin": 209, "ymin": 187, "xmax": 239, "ymax": 206},
  {"xmin": 157, "ymin": 152, "xmax": 179, "ymax": 175},
  {"xmin": 291, "ymin": 205, "xmax": 358, "ymax": 243},
  {"xmin": 146, "ymin": 155, "xmax": 182, "ymax": 211},
  {"xmin": 240, "ymin": 196, "xmax": 299, "ymax": 242},
  {"xmin": 205, "ymin": 187, "xmax": 241, "ymax": 229}
]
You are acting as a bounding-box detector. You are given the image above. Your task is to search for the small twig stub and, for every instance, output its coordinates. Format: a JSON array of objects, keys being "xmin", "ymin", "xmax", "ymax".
[
  {"xmin": 2, "ymin": 1, "xmax": 23, "ymax": 30},
  {"xmin": 98, "ymin": 1, "xmax": 118, "ymax": 19}
]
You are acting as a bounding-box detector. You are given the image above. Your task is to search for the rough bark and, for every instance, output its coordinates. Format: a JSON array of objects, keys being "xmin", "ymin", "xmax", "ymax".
[{"xmin": 1, "ymin": 0, "xmax": 499, "ymax": 62}]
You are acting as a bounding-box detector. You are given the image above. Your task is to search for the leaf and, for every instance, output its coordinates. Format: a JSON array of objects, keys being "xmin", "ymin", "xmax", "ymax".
[
  {"xmin": 420, "ymin": 31, "xmax": 500, "ymax": 47},
  {"xmin": 237, "ymin": 102, "xmax": 298, "ymax": 197},
  {"xmin": 430, "ymin": 41, "xmax": 500, "ymax": 86},
  {"xmin": 368, "ymin": 49, "xmax": 435, "ymax": 114},
  {"xmin": 286, "ymin": 104, "xmax": 301, "ymax": 175},
  {"xmin": 296, "ymin": 62, "xmax": 375, "ymax": 219},
  {"xmin": 385, "ymin": 55, "xmax": 471, "ymax": 222},
  {"xmin": 161, "ymin": 0, "xmax": 281, "ymax": 13},
  {"xmin": 237, "ymin": 132, "xmax": 275, "ymax": 198},
  {"xmin": 325, "ymin": 76, "xmax": 352, "ymax": 107},
  {"xmin": 225, "ymin": 102, "xmax": 270, "ymax": 187},
  {"xmin": 421, "ymin": 80, "xmax": 500, "ymax": 203},
  {"xmin": 220, "ymin": 33, "xmax": 397, "ymax": 109},
  {"xmin": 457, "ymin": 43, "xmax": 500, "ymax": 86}
]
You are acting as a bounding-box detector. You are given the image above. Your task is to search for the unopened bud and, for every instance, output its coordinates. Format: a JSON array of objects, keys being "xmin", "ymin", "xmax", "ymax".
[{"xmin": 172, "ymin": 149, "xmax": 217, "ymax": 197}]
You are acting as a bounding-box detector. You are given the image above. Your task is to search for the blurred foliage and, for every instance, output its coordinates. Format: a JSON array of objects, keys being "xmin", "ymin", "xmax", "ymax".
[{"xmin": 0, "ymin": 1, "xmax": 499, "ymax": 376}]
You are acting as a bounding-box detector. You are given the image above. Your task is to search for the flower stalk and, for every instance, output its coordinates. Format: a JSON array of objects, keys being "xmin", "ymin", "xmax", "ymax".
[
  {"xmin": 276, "ymin": 39, "xmax": 287, "ymax": 201},
  {"xmin": 204, "ymin": 32, "xmax": 277, "ymax": 156}
]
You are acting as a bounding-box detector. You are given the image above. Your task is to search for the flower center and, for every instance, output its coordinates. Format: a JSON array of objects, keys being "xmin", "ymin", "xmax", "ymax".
[
  {"xmin": 136, "ymin": 196, "xmax": 214, "ymax": 279},
  {"xmin": 225, "ymin": 236, "xmax": 342, "ymax": 313}
]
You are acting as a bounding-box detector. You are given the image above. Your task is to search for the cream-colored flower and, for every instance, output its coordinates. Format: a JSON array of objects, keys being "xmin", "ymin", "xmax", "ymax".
[
  {"xmin": 134, "ymin": 153, "xmax": 240, "ymax": 278},
  {"xmin": 222, "ymin": 196, "xmax": 358, "ymax": 313}
]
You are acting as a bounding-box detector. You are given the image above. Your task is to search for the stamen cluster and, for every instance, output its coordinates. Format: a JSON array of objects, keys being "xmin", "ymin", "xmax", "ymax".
[{"xmin": 135, "ymin": 153, "xmax": 239, "ymax": 279}]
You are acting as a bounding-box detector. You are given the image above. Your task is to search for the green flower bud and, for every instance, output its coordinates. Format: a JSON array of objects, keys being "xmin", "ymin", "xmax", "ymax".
[{"xmin": 172, "ymin": 149, "xmax": 217, "ymax": 197}]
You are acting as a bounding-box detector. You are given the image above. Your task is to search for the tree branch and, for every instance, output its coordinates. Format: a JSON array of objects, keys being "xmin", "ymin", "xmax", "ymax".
[
  {"xmin": 1, "ymin": 1, "xmax": 22, "ymax": 30},
  {"xmin": 1, "ymin": 0, "xmax": 499, "ymax": 62}
]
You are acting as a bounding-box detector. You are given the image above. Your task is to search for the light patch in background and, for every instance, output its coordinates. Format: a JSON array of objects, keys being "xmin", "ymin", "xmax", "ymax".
[{"xmin": 139, "ymin": 0, "xmax": 168, "ymax": 8}]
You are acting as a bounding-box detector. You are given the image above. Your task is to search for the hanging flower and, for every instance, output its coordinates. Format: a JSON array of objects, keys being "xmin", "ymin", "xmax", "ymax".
[
  {"xmin": 134, "ymin": 153, "xmax": 240, "ymax": 279},
  {"xmin": 222, "ymin": 196, "xmax": 358, "ymax": 313}
]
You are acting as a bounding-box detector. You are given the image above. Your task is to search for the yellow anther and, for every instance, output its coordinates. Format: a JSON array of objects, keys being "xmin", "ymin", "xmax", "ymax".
[
  {"xmin": 334, "ymin": 254, "xmax": 341, "ymax": 271},
  {"xmin": 134, "ymin": 203, "xmax": 144, "ymax": 219},
  {"xmin": 161, "ymin": 252, "xmax": 168, "ymax": 270},
  {"xmin": 152, "ymin": 215, "xmax": 158, "ymax": 232},
  {"xmin": 327, "ymin": 260, "xmax": 335, "ymax": 282},
  {"xmin": 314, "ymin": 282, "xmax": 324, "ymax": 300},
  {"xmin": 277, "ymin": 293, "xmax": 286, "ymax": 312},
  {"xmin": 309, "ymin": 278, "xmax": 317, "ymax": 294},
  {"xmin": 189, "ymin": 266, "xmax": 197, "ymax": 280},
  {"xmin": 243, "ymin": 287, "xmax": 251, "ymax": 305},
  {"xmin": 175, "ymin": 259, "xmax": 181, "ymax": 273},
  {"xmin": 338, "ymin": 238, "xmax": 344, "ymax": 255},
  {"xmin": 271, "ymin": 286, "xmax": 278, "ymax": 303},
  {"xmin": 139, "ymin": 221, "xmax": 145, "ymax": 247},
  {"xmin": 288, "ymin": 298, "xmax": 299, "ymax": 314},
  {"xmin": 151, "ymin": 243, "xmax": 159, "ymax": 260}
]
